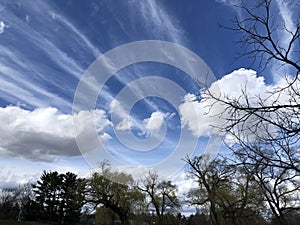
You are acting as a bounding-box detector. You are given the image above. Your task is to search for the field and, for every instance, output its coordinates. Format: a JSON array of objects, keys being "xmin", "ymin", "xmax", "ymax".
[
  {"xmin": 0, "ymin": 220, "xmax": 32, "ymax": 225},
  {"xmin": 0, "ymin": 221, "xmax": 51, "ymax": 225}
]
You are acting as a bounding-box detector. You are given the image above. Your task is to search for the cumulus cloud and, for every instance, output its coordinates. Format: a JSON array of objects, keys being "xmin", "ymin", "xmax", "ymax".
[
  {"xmin": 179, "ymin": 93, "xmax": 213, "ymax": 137},
  {"xmin": 109, "ymin": 99, "xmax": 133, "ymax": 131},
  {"xmin": 179, "ymin": 68, "xmax": 266, "ymax": 137},
  {"xmin": 0, "ymin": 167, "xmax": 38, "ymax": 188},
  {"xmin": 110, "ymin": 99, "xmax": 169, "ymax": 135},
  {"xmin": 143, "ymin": 111, "xmax": 165, "ymax": 132},
  {"xmin": 0, "ymin": 21, "xmax": 6, "ymax": 34},
  {"xmin": 180, "ymin": 68, "xmax": 297, "ymax": 141},
  {"xmin": 0, "ymin": 106, "xmax": 111, "ymax": 162}
]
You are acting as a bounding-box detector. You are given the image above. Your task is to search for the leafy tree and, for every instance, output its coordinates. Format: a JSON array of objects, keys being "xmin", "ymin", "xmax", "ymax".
[
  {"xmin": 33, "ymin": 171, "xmax": 63, "ymax": 222},
  {"xmin": 187, "ymin": 213, "xmax": 209, "ymax": 225},
  {"xmin": 95, "ymin": 206, "xmax": 118, "ymax": 225},
  {"xmin": 32, "ymin": 171, "xmax": 86, "ymax": 225},
  {"xmin": 86, "ymin": 163, "xmax": 145, "ymax": 225},
  {"xmin": 185, "ymin": 155, "xmax": 266, "ymax": 225},
  {"xmin": 59, "ymin": 172, "xmax": 86, "ymax": 225},
  {"xmin": 138, "ymin": 171, "xmax": 181, "ymax": 225}
]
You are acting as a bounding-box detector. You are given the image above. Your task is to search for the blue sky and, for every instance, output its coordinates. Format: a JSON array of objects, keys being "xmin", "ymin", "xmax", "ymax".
[{"xmin": 0, "ymin": 0, "xmax": 298, "ymax": 207}]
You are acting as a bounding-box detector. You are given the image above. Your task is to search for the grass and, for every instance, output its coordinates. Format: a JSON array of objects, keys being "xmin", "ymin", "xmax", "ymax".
[
  {"xmin": 0, "ymin": 220, "xmax": 55, "ymax": 225},
  {"xmin": 0, "ymin": 220, "xmax": 32, "ymax": 225}
]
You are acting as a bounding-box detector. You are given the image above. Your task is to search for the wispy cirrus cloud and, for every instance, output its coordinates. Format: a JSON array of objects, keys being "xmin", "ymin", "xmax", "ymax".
[
  {"xmin": 271, "ymin": 0, "xmax": 298, "ymax": 79},
  {"xmin": 130, "ymin": 0, "xmax": 185, "ymax": 44},
  {"xmin": 0, "ymin": 49, "xmax": 73, "ymax": 110},
  {"xmin": 51, "ymin": 13, "xmax": 102, "ymax": 58},
  {"xmin": 217, "ymin": 0, "xmax": 299, "ymax": 81},
  {"xmin": 0, "ymin": 1, "xmax": 102, "ymax": 111},
  {"xmin": 275, "ymin": 0, "xmax": 296, "ymax": 36}
]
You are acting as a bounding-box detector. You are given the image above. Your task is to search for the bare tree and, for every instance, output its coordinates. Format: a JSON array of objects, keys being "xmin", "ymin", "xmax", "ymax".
[
  {"xmin": 185, "ymin": 155, "xmax": 265, "ymax": 225},
  {"xmin": 16, "ymin": 183, "xmax": 34, "ymax": 221},
  {"xmin": 201, "ymin": 0, "xmax": 300, "ymax": 223},
  {"xmin": 138, "ymin": 171, "xmax": 181, "ymax": 225},
  {"xmin": 206, "ymin": 0, "xmax": 300, "ymax": 140},
  {"xmin": 228, "ymin": 0, "xmax": 299, "ymax": 73},
  {"xmin": 0, "ymin": 187, "xmax": 20, "ymax": 219}
]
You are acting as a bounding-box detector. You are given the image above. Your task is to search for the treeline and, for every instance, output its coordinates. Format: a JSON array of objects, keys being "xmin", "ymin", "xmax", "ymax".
[
  {"xmin": 0, "ymin": 164, "xmax": 178, "ymax": 225},
  {"xmin": 0, "ymin": 154, "xmax": 299, "ymax": 225},
  {"xmin": 1, "ymin": 0, "xmax": 299, "ymax": 224}
]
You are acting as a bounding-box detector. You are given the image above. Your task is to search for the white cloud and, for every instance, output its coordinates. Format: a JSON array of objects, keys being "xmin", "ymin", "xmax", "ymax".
[
  {"xmin": 0, "ymin": 156, "xmax": 91, "ymax": 188},
  {"xmin": 0, "ymin": 56, "xmax": 73, "ymax": 110},
  {"xmin": 0, "ymin": 167, "xmax": 39, "ymax": 188},
  {"xmin": 275, "ymin": 0, "xmax": 297, "ymax": 45},
  {"xmin": 180, "ymin": 68, "xmax": 267, "ymax": 137},
  {"xmin": 216, "ymin": 0, "xmax": 242, "ymax": 17},
  {"xmin": 216, "ymin": 0, "xmax": 239, "ymax": 5},
  {"xmin": 180, "ymin": 68, "xmax": 298, "ymax": 141},
  {"xmin": 132, "ymin": 0, "xmax": 184, "ymax": 44},
  {"xmin": 144, "ymin": 111, "xmax": 165, "ymax": 132},
  {"xmin": 179, "ymin": 93, "xmax": 213, "ymax": 137},
  {"xmin": 0, "ymin": 3, "xmax": 95, "ymax": 110},
  {"xmin": 110, "ymin": 99, "xmax": 168, "ymax": 135},
  {"xmin": 109, "ymin": 99, "xmax": 133, "ymax": 131},
  {"xmin": 271, "ymin": 0, "xmax": 298, "ymax": 80},
  {"xmin": 25, "ymin": 15, "xmax": 30, "ymax": 23},
  {"xmin": 52, "ymin": 13, "xmax": 101, "ymax": 58},
  {"xmin": 0, "ymin": 21, "xmax": 6, "ymax": 34},
  {"xmin": 0, "ymin": 106, "xmax": 111, "ymax": 162}
]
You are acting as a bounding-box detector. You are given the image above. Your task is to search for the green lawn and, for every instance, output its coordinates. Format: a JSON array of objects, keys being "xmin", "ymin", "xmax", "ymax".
[{"xmin": 0, "ymin": 220, "xmax": 32, "ymax": 225}]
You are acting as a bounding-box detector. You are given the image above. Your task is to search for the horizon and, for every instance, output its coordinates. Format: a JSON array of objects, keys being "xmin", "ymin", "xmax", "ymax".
[{"xmin": 0, "ymin": 1, "xmax": 298, "ymax": 217}]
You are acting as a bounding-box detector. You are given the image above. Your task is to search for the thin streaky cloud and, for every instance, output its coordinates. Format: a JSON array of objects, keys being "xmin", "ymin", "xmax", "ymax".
[
  {"xmin": 271, "ymin": 0, "xmax": 298, "ymax": 80},
  {"xmin": 275, "ymin": 0, "xmax": 296, "ymax": 35},
  {"xmin": 53, "ymin": 13, "xmax": 102, "ymax": 58},
  {"xmin": 0, "ymin": 47, "xmax": 73, "ymax": 109},
  {"xmin": 274, "ymin": 0, "xmax": 297, "ymax": 54},
  {"xmin": 2, "ymin": 9, "xmax": 84, "ymax": 79},
  {"xmin": 23, "ymin": 0, "xmax": 101, "ymax": 58},
  {"xmin": 133, "ymin": 0, "xmax": 185, "ymax": 44},
  {"xmin": 0, "ymin": 46, "xmax": 30, "ymax": 69},
  {"xmin": 0, "ymin": 72, "xmax": 72, "ymax": 109}
]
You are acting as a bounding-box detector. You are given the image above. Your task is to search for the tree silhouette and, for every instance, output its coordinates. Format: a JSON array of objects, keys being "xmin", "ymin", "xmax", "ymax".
[
  {"xmin": 138, "ymin": 171, "xmax": 181, "ymax": 225},
  {"xmin": 202, "ymin": 0, "xmax": 300, "ymax": 223},
  {"xmin": 32, "ymin": 171, "xmax": 85, "ymax": 225}
]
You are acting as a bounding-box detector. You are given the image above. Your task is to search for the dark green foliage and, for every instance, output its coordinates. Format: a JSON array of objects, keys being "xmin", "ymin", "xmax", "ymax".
[
  {"xmin": 188, "ymin": 213, "xmax": 209, "ymax": 225},
  {"xmin": 31, "ymin": 171, "xmax": 86, "ymax": 225},
  {"xmin": 96, "ymin": 206, "xmax": 119, "ymax": 225}
]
